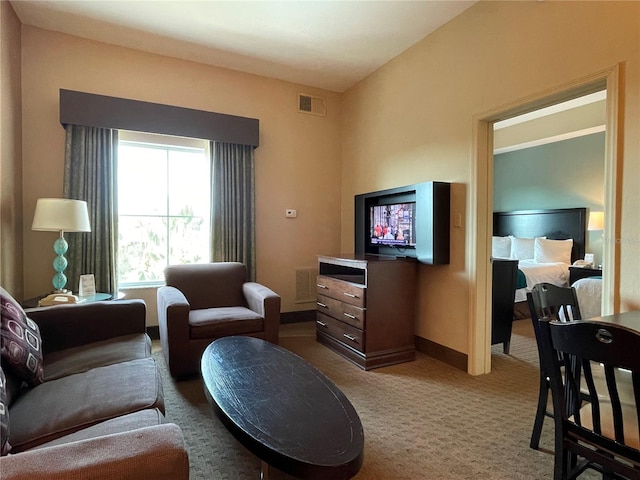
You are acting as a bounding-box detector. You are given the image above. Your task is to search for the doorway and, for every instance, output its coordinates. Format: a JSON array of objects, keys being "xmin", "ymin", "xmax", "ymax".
[{"xmin": 470, "ymin": 65, "xmax": 621, "ymax": 375}]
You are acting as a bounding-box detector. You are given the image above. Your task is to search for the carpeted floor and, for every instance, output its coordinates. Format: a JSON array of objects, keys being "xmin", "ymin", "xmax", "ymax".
[{"xmin": 155, "ymin": 319, "xmax": 598, "ymax": 479}]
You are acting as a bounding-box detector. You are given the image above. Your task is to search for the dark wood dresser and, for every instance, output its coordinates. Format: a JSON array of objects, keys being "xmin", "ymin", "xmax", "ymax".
[{"xmin": 315, "ymin": 254, "xmax": 416, "ymax": 370}]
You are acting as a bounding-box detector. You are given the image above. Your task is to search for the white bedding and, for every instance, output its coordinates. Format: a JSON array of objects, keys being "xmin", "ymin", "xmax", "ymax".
[
  {"xmin": 513, "ymin": 259, "xmax": 570, "ymax": 303},
  {"xmin": 572, "ymin": 277, "xmax": 603, "ymax": 319}
]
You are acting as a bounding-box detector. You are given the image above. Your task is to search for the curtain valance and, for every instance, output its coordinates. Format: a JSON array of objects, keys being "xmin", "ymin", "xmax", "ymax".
[{"xmin": 59, "ymin": 89, "xmax": 259, "ymax": 147}]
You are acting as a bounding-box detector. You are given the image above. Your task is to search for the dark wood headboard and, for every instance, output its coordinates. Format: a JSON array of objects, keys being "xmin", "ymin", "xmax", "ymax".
[{"xmin": 493, "ymin": 208, "xmax": 587, "ymax": 263}]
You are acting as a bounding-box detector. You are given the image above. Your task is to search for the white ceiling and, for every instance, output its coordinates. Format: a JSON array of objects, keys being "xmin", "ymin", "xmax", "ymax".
[{"xmin": 10, "ymin": 0, "xmax": 477, "ymax": 93}]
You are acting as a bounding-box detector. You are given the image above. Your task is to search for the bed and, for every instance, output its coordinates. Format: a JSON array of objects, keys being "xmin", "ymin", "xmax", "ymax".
[{"xmin": 493, "ymin": 207, "xmax": 587, "ymax": 317}]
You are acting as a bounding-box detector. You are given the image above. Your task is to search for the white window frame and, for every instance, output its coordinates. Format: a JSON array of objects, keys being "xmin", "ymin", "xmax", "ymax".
[{"xmin": 117, "ymin": 130, "xmax": 211, "ymax": 287}]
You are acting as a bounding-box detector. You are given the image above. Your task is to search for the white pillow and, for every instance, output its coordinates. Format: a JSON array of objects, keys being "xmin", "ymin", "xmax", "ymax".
[
  {"xmin": 492, "ymin": 236, "xmax": 512, "ymax": 259},
  {"xmin": 534, "ymin": 237, "xmax": 573, "ymax": 264},
  {"xmin": 510, "ymin": 237, "xmax": 537, "ymax": 260}
]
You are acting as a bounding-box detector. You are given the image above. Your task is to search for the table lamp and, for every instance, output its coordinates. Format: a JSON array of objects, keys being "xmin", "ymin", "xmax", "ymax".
[
  {"xmin": 588, "ymin": 211, "xmax": 604, "ymax": 231},
  {"xmin": 32, "ymin": 198, "xmax": 91, "ymax": 293}
]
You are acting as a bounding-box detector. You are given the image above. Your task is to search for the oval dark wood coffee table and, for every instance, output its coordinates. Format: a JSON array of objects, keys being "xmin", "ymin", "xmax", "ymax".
[{"xmin": 201, "ymin": 336, "xmax": 364, "ymax": 480}]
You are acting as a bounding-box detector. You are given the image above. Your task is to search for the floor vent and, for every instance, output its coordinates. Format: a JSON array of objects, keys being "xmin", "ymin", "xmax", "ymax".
[
  {"xmin": 298, "ymin": 93, "xmax": 326, "ymax": 117},
  {"xmin": 295, "ymin": 268, "xmax": 318, "ymax": 303}
]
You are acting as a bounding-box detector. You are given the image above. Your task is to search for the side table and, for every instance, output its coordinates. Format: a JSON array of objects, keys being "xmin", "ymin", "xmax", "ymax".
[
  {"xmin": 22, "ymin": 292, "xmax": 123, "ymax": 309},
  {"xmin": 569, "ymin": 266, "xmax": 602, "ymax": 285}
]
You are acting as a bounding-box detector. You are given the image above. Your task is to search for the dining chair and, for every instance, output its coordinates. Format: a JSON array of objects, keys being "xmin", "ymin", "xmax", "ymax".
[
  {"xmin": 537, "ymin": 317, "xmax": 640, "ymax": 479},
  {"xmin": 527, "ymin": 282, "xmax": 582, "ymax": 450}
]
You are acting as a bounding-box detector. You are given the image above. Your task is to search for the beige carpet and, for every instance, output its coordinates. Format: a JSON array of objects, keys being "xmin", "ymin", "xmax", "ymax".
[{"xmin": 155, "ymin": 319, "xmax": 598, "ymax": 479}]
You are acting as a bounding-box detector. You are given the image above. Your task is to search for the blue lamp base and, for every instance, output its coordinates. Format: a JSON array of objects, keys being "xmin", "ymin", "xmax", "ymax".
[{"xmin": 52, "ymin": 235, "xmax": 69, "ymax": 293}]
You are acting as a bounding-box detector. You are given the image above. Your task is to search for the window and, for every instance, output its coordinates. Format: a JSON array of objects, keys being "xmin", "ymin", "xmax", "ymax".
[{"xmin": 117, "ymin": 131, "xmax": 210, "ymax": 286}]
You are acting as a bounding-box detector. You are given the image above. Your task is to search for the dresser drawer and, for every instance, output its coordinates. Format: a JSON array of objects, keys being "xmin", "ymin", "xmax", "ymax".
[
  {"xmin": 316, "ymin": 312, "xmax": 365, "ymax": 353},
  {"xmin": 316, "ymin": 275, "xmax": 365, "ymax": 308},
  {"xmin": 316, "ymin": 294, "xmax": 365, "ymax": 329}
]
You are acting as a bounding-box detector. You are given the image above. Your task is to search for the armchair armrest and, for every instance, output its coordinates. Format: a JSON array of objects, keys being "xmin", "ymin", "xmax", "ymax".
[
  {"xmin": 243, "ymin": 282, "xmax": 281, "ymax": 344},
  {"xmin": 0, "ymin": 424, "xmax": 189, "ymax": 480},
  {"xmin": 27, "ymin": 300, "xmax": 147, "ymax": 355}
]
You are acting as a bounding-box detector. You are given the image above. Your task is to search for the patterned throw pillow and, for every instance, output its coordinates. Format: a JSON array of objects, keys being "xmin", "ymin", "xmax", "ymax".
[
  {"xmin": 0, "ymin": 287, "xmax": 44, "ymax": 387},
  {"xmin": 0, "ymin": 367, "xmax": 10, "ymax": 455}
]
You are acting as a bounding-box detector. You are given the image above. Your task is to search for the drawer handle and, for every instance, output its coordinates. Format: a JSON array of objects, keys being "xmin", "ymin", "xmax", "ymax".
[
  {"xmin": 316, "ymin": 320, "xmax": 328, "ymax": 328},
  {"xmin": 343, "ymin": 312, "xmax": 357, "ymax": 319},
  {"xmin": 343, "ymin": 292, "xmax": 359, "ymax": 299},
  {"xmin": 317, "ymin": 284, "xmax": 328, "ymax": 289},
  {"xmin": 317, "ymin": 302, "xmax": 328, "ymax": 309},
  {"xmin": 343, "ymin": 333, "xmax": 357, "ymax": 342}
]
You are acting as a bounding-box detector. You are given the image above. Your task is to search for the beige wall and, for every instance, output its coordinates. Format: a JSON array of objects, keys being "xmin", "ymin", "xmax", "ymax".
[
  {"xmin": 21, "ymin": 26, "xmax": 342, "ymax": 320},
  {"xmin": 0, "ymin": 0, "xmax": 23, "ymax": 297},
  {"xmin": 12, "ymin": 2, "xmax": 640, "ymax": 368},
  {"xmin": 341, "ymin": 1, "xmax": 640, "ymax": 368}
]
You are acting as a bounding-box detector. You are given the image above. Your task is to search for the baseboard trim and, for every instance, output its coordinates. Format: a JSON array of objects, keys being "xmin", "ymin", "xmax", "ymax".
[
  {"xmin": 281, "ymin": 310, "xmax": 316, "ymax": 324},
  {"xmin": 148, "ymin": 313, "xmax": 467, "ymax": 371},
  {"xmin": 147, "ymin": 326, "xmax": 160, "ymax": 340},
  {"xmin": 415, "ymin": 335, "xmax": 467, "ymax": 372}
]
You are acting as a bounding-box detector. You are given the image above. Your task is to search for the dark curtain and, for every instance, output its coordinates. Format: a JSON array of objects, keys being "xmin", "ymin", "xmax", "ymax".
[
  {"xmin": 210, "ymin": 141, "xmax": 256, "ymax": 281},
  {"xmin": 63, "ymin": 125, "xmax": 118, "ymax": 294}
]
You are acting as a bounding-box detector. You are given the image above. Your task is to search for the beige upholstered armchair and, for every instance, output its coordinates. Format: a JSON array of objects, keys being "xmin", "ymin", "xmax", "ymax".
[{"xmin": 157, "ymin": 262, "xmax": 281, "ymax": 379}]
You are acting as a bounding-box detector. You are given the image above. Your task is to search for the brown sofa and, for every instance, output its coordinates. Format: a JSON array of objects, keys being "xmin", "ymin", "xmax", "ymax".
[
  {"xmin": 157, "ymin": 262, "xmax": 281, "ymax": 378},
  {"xmin": 0, "ymin": 294, "xmax": 189, "ymax": 480}
]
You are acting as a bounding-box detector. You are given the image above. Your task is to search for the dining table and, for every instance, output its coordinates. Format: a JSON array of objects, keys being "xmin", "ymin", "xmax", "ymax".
[{"xmin": 589, "ymin": 309, "xmax": 640, "ymax": 331}]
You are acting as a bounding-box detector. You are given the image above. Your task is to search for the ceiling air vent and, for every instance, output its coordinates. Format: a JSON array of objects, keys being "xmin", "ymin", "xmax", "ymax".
[{"xmin": 298, "ymin": 93, "xmax": 326, "ymax": 117}]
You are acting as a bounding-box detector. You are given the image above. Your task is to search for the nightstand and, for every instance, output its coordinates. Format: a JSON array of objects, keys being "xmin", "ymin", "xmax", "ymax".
[{"xmin": 569, "ymin": 266, "xmax": 602, "ymax": 285}]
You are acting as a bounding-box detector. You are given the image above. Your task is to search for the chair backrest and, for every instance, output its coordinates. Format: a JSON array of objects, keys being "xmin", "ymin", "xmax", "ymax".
[
  {"xmin": 527, "ymin": 283, "xmax": 582, "ymax": 370},
  {"xmin": 528, "ymin": 282, "xmax": 582, "ymax": 323},
  {"xmin": 164, "ymin": 262, "xmax": 247, "ymax": 310},
  {"xmin": 539, "ymin": 318, "xmax": 640, "ymax": 476}
]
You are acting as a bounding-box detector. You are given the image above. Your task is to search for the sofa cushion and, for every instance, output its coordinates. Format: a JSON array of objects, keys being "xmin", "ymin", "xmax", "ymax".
[
  {"xmin": 0, "ymin": 288, "xmax": 44, "ymax": 386},
  {"xmin": 8, "ymin": 357, "xmax": 164, "ymax": 452},
  {"xmin": 0, "ymin": 367, "xmax": 10, "ymax": 455},
  {"xmin": 44, "ymin": 333, "xmax": 151, "ymax": 381},
  {"xmin": 31, "ymin": 408, "xmax": 164, "ymax": 450},
  {"xmin": 188, "ymin": 306, "xmax": 263, "ymax": 340}
]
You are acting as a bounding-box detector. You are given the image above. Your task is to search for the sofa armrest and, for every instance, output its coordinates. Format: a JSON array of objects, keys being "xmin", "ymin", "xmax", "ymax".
[
  {"xmin": 243, "ymin": 282, "xmax": 281, "ymax": 344},
  {"xmin": 0, "ymin": 424, "xmax": 189, "ymax": 480},
  {"xmin": 27, "ymin": 300, "xmax": 147, "ymax": 355},
  {"xmin": 157, "ymin": 286, "xmax": 191, "ymax": 377}
]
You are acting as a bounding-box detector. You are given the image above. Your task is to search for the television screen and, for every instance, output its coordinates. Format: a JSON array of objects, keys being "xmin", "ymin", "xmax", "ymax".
[{"xmin": 369, "ymin": 202, "xmax": 416, "ymax": 248}]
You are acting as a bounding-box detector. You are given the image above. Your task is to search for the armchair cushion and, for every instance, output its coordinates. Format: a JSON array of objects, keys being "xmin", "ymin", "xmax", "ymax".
[{"xmin": 189, "ymin": 307, "xmax": 263, "ymax": 339}]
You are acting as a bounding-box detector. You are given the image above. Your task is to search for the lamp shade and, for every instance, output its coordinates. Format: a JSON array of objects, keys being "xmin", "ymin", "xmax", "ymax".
[
  {"xmin": 32, "ymin": 198, "xmax": 91, "ymax": 232},
  {"xmin": 587, "ymin": 211, "xmax": 604, "ymax": 231}
]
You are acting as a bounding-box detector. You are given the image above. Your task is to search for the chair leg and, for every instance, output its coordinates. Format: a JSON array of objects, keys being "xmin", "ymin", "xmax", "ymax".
[
  {"xmin": 503, "ymin": 340, "xmax": 510, "ymax": 355},
  {"xmin": 530, "ymin": 375, "xmax": 549, "ymax": 449}
]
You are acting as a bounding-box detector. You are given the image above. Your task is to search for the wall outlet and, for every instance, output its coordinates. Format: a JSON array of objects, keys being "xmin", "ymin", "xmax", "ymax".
[{"xmin": 285, "ymin": 209, "xmax": 297, "ymax": 218}]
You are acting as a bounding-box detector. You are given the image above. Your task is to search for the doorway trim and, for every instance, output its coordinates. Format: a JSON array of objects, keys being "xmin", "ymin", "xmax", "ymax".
[{"xmin": 469, "ymin": 64, "xmax": 621, "ymax": 375}]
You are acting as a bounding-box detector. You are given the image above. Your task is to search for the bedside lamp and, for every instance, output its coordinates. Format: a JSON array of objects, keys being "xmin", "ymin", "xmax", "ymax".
[
  {"xmin": 587, "ymin": 211, "xmax": 604, "ymax": 269},
  {"xmin": 32, "ymin": 198, "xmax": 91, "ymax": 293},
  {"xmin": 588, "ymin": 211, "xmax": 604, "ymax": 232}
]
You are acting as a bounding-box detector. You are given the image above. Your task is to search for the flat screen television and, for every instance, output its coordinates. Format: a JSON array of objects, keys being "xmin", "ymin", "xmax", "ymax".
[
  {"xmin": 369, "ymin": 202, "xmax": 416, "ymax": 249},
  {"xmin": 355, "ymin": 181, "xmax": 450, "ymax": 264}
]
